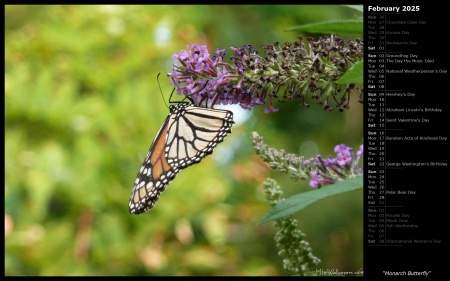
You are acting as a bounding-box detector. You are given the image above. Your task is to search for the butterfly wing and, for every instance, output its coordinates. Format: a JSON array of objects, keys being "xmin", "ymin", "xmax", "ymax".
[
  {"xmin": 128, "ymin": 114, "xmax": 177, "ymax": 214},
  {"xmin": 165, "ymin": 106, "xmax": 234, "ymax": 169},
  {"xmin": 129, "ymin": 103, "xmax": 234, "ymax": 214}
]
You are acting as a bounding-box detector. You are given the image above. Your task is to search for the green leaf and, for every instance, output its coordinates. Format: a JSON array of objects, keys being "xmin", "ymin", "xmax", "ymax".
[
  {"xmin": 336, "ymin": 61, "xmax": 363, "ymax": 84},
  {"xmin": 285, "ymin": 20, "xmax": 363, "ymax": 36},
  {"xmin": 259, "ymin": 176, "xmax": 363, "ymax": 224},
  {"xmin": 343, "ymin": 5, "xmax": 364, "ymax": 13}
]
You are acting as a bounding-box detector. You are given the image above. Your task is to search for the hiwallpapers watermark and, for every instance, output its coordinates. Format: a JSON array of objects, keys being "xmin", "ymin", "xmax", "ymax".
[{"xmin": 314, "ymin": 268, "xmax": 364, "ymax": 276}]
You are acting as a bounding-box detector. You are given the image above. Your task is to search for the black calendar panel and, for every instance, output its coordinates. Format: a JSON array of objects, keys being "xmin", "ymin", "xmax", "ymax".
[{"xmin": 365, "ymin": 3, "xmax": 448, "ymax": 278}]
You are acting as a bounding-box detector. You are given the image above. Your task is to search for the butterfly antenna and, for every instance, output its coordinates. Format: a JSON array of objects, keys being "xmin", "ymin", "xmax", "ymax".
[{"xmin": 157, "ymin": 73, "xmax": 169, "ymax": 108}]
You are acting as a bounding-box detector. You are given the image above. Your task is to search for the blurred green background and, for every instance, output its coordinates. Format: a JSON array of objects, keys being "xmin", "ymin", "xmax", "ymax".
[{"xmin": 5, "ymin": 5, "xmax": 363, "ymax": 276}]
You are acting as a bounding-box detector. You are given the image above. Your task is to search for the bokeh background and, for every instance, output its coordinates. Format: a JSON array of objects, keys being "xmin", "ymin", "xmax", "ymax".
[{"xmin": 5, "ymin": 5, "xmax": 363, "ymax": 276}]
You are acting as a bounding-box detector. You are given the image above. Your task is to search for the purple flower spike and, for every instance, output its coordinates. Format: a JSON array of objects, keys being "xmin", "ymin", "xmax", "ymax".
[{"xmin": 168, "ymin": 34, "xmax": 363, "ymax": 112}]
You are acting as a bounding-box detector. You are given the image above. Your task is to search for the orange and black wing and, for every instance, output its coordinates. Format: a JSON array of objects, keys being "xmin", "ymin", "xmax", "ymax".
[{"xmin": 128, "ymin": 114, "xmax": 178, "ymax": 214}]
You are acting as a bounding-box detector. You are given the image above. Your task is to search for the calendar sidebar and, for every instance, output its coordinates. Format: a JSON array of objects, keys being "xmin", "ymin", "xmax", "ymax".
[{"xmin": 364, "ymin": 3, "xmax": 448, "ymax": 278}]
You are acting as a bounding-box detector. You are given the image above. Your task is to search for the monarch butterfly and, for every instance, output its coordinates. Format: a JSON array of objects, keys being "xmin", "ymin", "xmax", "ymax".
[{"xmin": 129, "ymin": 98, "xmax": 234, "ymax": 214}]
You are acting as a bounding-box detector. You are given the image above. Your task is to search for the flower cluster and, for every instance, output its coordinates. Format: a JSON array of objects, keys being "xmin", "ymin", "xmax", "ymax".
[
  {"xmin": 168, "ymin": 35, "xmax": 363, "ymax": 113},
  {"xmin": 309, "ymin": 143, "xmax": 363, "ymax": 188},
  {"xmin": 263, "ymin": 178, "xmax": 321, "ymax": 275},
  {"xmin": 251, "ymin": 132, "xmax": 363, "ymax": 188}
]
